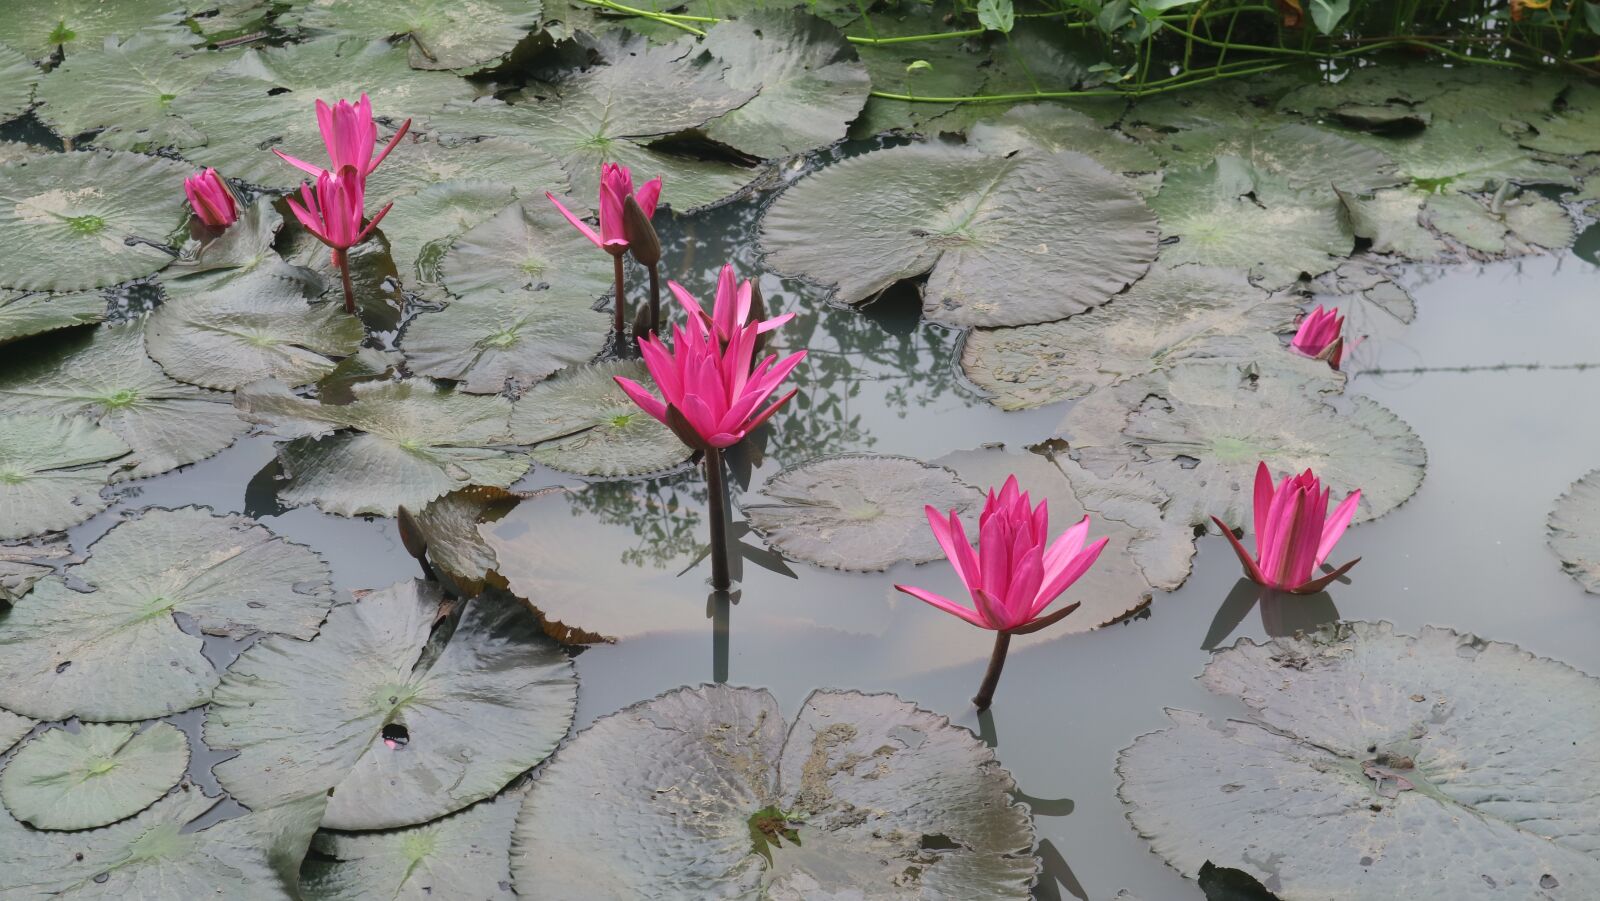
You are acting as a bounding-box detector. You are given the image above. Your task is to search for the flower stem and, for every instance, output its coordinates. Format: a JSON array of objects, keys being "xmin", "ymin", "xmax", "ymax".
[
  {"xmin": 647, "ymin": 262, "xmax": 661, "ymax": 334},
  {"xmin": 973, "ymin": 631, "xmax": 1012, "ymax": 711},
  {"xmin": 704, "ymin": 446, "xmax": 731, "ymax": 591},
  {"xmin": 334, "ymin": 248, "xmax": 355, "ymax": 315},
  {"xmin": 611, "ymin": 251, "xmax": 627, "ymax": 349}
]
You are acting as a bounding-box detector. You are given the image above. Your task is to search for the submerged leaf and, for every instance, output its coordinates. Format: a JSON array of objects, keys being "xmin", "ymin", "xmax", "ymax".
[{"xmin": 0, "ymin": 722, "xmax": 188, "ymax": 830}]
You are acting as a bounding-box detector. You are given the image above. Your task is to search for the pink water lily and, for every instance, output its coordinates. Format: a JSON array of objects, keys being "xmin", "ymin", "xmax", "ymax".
[
  {"xmin": 1292, "ymin": 305, "xmax": 1355, "ymax": 369},
  {"xmin": 548, "ymin": 163, "xmax": 661, "ymax": 253},
  {"xmin": 1212, "ymin": 462, "xmax": 1362, "ymax": 594},
  {"xmin": 184, "ymin": 168, "xmax": 237, "ymax": 228},
  {"xmin": 669, "ymin": 264, "xmax": 794, "ymax": 345},
  {"xmin": 273, "ymin": 94, "xmax": 410, "ymax": 181},
  {"xmin": 285, "ymin": 170, "xmax": 391, "ymax": 314}
]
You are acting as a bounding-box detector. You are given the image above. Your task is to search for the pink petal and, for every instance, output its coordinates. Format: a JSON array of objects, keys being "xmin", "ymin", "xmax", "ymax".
[
  {"xmin": 1253, "ymin": 462, "xmax": 1273, "ymax": 542},
  {"xmin": 635, "ymin": 177, "xmax": 662, "ymax": 218},
  {"xmin": 546, "ymin": 192, "xmax": 602, "ymax": 248},
  {"xmin": 894, "ymin": 584, "xmax": 988, "ymax": 628},
  {"xmin": 1028, "ymin": 535, "xmax": 1108, "ymax": 621},
  {"xmin": 368, "ymin": 118, "xmax": 411, "ymax": 175},
  {"xmin": 272, "ymin": 149, "xmax": 326, "ymax": 178},
  {"xmin": 612, "ymin": 376, "xmax": 668, "ymax": 424},
  {"xmin": 1212, "ymin": 516, "xmax": 1268, "ymax": 587},
  {"xmin": 926, "ymin": 505, "xmax": 976, "ymax": 589},
  {"xmin": 1316, "ymin": 488, "xmax": 1361, "ymax": 567}
]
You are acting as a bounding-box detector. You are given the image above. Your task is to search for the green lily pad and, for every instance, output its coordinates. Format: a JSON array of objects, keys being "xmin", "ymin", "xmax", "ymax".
[
  {"xmin": 379, "ymin": 181, "xmax": 513, "ymax": 290},
  {"xmin": 402, "ymin": 288, "xmax": 609, "ymax": 394},
  {"xmin": 285, "ymin": 0, "xmax": 543, "ymax": 71},
  {"xmin": 967, "ymin": 104, "xmax": 1161, "ymax": 195},
  {"xmin": 760, "ymin": 142, "xmax": 1159, "ymax": 327},
  {"xmin": 844, "ymin": 3, "xmax": 988, "ymax": 137},
  {"xmin": 1517, "ymin": 83, "xmax": 1600, "ymax": 155},
  {"xmin": 0, "ymin": 322, "xmax": 248, "ymax": 480},
  {"xmin": 1, "ymin": 722, "xmax": 188, "ymax": 830},
  {"xmin": 406, "ymin": 485, "xmax": 535, "ymax": 596},
  {"xmin": 300, "ymin": 791, "xmax": 521, "ymax": 900},
  {"xmin": 0, "ymin": 710, "xmax": 31, "ymax": 754},
  {"xmin": 508, "ymin": 360, "xmax": 692, "ymax": 478},
  {"xmin": 173, "ymin": 37, "xmax": 475, "ymax": 188},
  {"xmin": 0, "ymin": 506, "xmax": 333, "ymax": 722},
  {"xmin": 35, "ymin": 32, "xmax": 228, "ymax": 151},
  {"xmin": 235, "ymin": 378, "xmax": 528, "ymax": 517},
  {"xmin": 1335, "ymin": 186, "xmax": 1449, "ymax": 260},
  {"xmin": 1057, "ymin": 361, "xmax": 1426, "ymax": 530},
  {"xmin": 744, "ymin": 454, "xmax": 980, "ymax": 572},
  {"xmin": 961, "ymin": 266, "xmax": 1302, "ymax": 411},
  {"xmin": 1119, "ymin": 622, "xmax": 1600, "ymax": 898},
  {"xmin": 0, "ymin": 141, "xmax": 45, "ymax": 164},
  {"xmin": 0, "ymin": 42, "xmax": 37, "ymax": 122},
  {"xmin": 362, "ymin": 136, "xmax": 572, "ymax": 208},
  {"xmin": 1343, "ymin": 113, "xmax": 1572, "ymax": 193},
  {"xmin": 0, "ymin": 0, "xmax": 188, "ymax": 60},
  {"xmin": 513, "ymin": 685, "xmax": 1038, "ymax": 899},
  {"xmin": 1153, "ymin": 123, "xmax": 1401, "ymax": 196},
  {"xmin": 0, "ymin": 414, "xmax": 128, "ymax": 540},
  {"xmin": 700, "ymin": 10, "xmax": 870, "ymax": 159},
  {"xmin": 439, "ymin": 198, "xmax": 613, "ymax": 301},
  {"xmin": 0, "ymin": 151, "xmax": 189, "ymax": 292},
  {"xmin": 208, "ymin": 579, "xmax": 577, "ymax": 831},
  {"xmin": 184, "ymin": 0, "xmax": 277, "ymax": 40},
  {"xmin": 0, "ymin": 289, "xmax": 105, "ymax": 344},
  {"xmin": 1548, "ymin": 468, "xmax": 1600, "ymax": 594}
]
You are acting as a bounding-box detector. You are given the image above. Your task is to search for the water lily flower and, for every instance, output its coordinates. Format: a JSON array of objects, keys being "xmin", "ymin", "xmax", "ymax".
[
  {"xmin": 669, "ymin": 264, "xmax": 794, "ymax": 345},
  {"xmin": 285, "ymin": 170, "xmax": 391, "ymax": 314},
  {"xmin": 184, "ymin": 168, "xmax": 237, "ymax": 229},
  {"xmin": 548, "ymin": 163, "xmax": 663, "ymax": 344},
  {"xmin": 273, "ymin": 94, "xmax": 411, "ymax": 181},
  {"xmin": 1212, "ymin": 462, "xmax": 1362, "ymax": 595},
  {"xmin": 1291, "ymin": 305, "xmax": 1354, "ymax": 369}
]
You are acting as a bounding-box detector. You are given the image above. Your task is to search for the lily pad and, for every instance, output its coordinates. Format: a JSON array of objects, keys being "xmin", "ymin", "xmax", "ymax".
[
  {"xmin": 0, "ymin": 0, "xmax": 187, "ymax": 60},
  {"xmin": 361, "ymin": 136, "xmax": 572, "ymax": 208},
  {"xmin": 700, "ymin": 10, "xmax": 870, "ymax": 159},
  {"xmin": 0, "ymin": 151, "xmax": 189, "ymax": 292},
  {"xmin": 1335, "ymin": 186, "xmax": 1449, "ymax": 260},
  {"xmin": 0, "ymin": 140, "xmax": 44, "ymax": 164},
  {"xmin": 1343, "ymin": 113, "xmax": 1573, "ymax": 193},
  {"xmin": 961, "ymin": 266, "xmax": 1302, "ymax": 411},
  {"xmin": 967, "ymin": 104, "xmax": 1161, "ymax": 194},
  {"xmin": 401, "ymin": 288, "xmax": 609, "ymax": 394},
  {"xmin": 1548, "ymin": 468, "xmax": 1600, "ymax": 594},
  {"xmin": 0, "ymin": 322, "xmax": 249, "ymax": 480},
  {"xmin": 1424, "ymin": 191, "xmax": 1574, "ymax": 256},
  {"xmin": 508, "ymin": 360, "xmax": 692, "ymax": 477},
  {"xmin": 35, "ymin": 32, "xmax": 227, "ymax": 151},
  {"xmin": 0, "ymin": 710, "xmax": 30, "ymax": 754},
  {"xmin": 1119, "ymin": 622, "xmax": 1600, "ymax": 898},
  {"xmin": 0, "ymin": 722, "xmax": 188, "ymax": 830},
  {"xmin": 285, "ymin": 0, "xmax": 542, "ymax": 71},
  {"xmin": 0, "ymin": 413, "xmax": 128, "ymax": 540},
  {"xmin": 208, "ymin": 580, "xmax": 577, "ymax": 831},
  {"xmin": 0, "ymin": 289, "xmax": 104, "ymax": 344},
  {"xmin": 163, "ymin": 200, "xmax": 287, "ymax": 283},
  {"xmin": 760, "ymin": 142, "xmax": 1159, "ymax": 327},
  {"xmin": 0, "ymin": 506, "xmax": 334, "ymax": 722},
  {"xmin": 744, "ymin": 454, "xmax": 981, "ymax": 572},
  {"xmin": 1153, "ymin": 123, "xmax": 1401, "ymax": 196},
  {"xmin": 0, "ymin": 538, "xmax": 67, "ymax": 604},
  {"xmin": 1518, "ymin": 83, "xmax": 1600, "ymax": 155},
  {"xmin": 379, "ymin": 181, "xmax": 513, "ymax": 290},
  {"xmin": 1056, "ymin": 361, "xmax": 1426, "ymax": 530},
  {"xmin": 406, "ymin": 485, "xmax": 534, "ymax": 596},
  {"xmin": 439, "ymin": 199, "xmax": 613, "ymax": 301},
  {"xmin": 0, "ymin": 42, "xmax": 36, "ymax": 122},
  {"xmin": 513, "ymin": 684, "xmax": 1038, "ymax": 899}
]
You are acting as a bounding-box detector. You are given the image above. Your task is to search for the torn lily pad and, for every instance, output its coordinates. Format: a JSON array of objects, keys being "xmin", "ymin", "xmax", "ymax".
[
  {"xmin": 0, "ymin": 0, "xmax": 188, "ymax": 60},
  {"xmin": 1343, "ymin": 112, "xmax": 1572, "ymax": 193},
  {"xmin": 508, "ymin": 361, "xmax": 692, "ymax": 478},
  {"xmin": 401, "ymin": 289, "xmax": 609, "ymax": 394},
  {"xmin": 439, "ymin": 199, "xmax": 612, "ymax": 301},
  {"xmin": 0, "ymin": 290, "xmax": 105, "ymax": 344},
  {"xmin": 0, "ymin": 722, "xmax": 188, "ymax": 830},
  {"xmin": 1119, "ymin": 622, "xmax": 1600, "ymax": 899},
  {"xmin": 35, "ymin": 31, "xmax": 226, "ymax": 151},
  {"xmin": 744, "ymin": 454, "xmax": 980, "ymax": 572},
  {"xmin": 760, "ymin": 142, "xmax": 1158, "ymax": 327},
  {"xmin": 1517, "ymin": 83, "xmax": 1600, "ymax": 156},
  {"xmin": 0, "ymin": 413, "xmax": 128, "ymax": 540},
  {"xmin": 208, "ymin": 580, "xmax": 576, "ymax": 831},
  {"xmin": 513, "ymin": 685, "xmax": 1037, "ymax": 898},
  {"xmin": 0, "ymin": 506, "xmax": 334, "ymax": 722},
  {"xmin": 405, "ymin": 485, "xmax": 534, "ymax": 596},
  {"xmin": 284, "ymin": 0, "xmax": 542, "ymax": 71},
  {"xmin": 1548, "ymin": 468, "xmax": 1600, "ymax": 594},
  {"xmin": 1424, "ymin": 190, "xmax": 1574, "ymax": 255},
  {"xmin": 0, "ymin": 42, "xmax": 36, "ymax": 122}
]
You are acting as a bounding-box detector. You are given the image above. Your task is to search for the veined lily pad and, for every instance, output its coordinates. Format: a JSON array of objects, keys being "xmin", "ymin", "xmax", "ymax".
[
  {"xmin": 513, "ymin": 685, "xmax": 1038, "ymax": 899},
  {"xmin": 1153, "ymin": 123, "xmax": 1401, "ymax": 196},
  {"xmin": 235, "ymin": 378, "xmax": 528, "ymax": 517},
  {"xmin": 961, "ymin": 266, "xmax": 1302, "ymax": 411},
  {"xmin": 35, "ymin": 32, "xmax": 227, "ymax": 151},
  {"xmin": 0, "ymin": 42, "xmax": 36, "ymax": 122},
  {"xmin": 208, "ymin": 580, "xmax": 577, "ymax": 831},
  {"xmin": 0, "ymin": 322, "xmax": 248, "ymax": 480},
  {"xmin": 0, "ymin": 289, "xmax": 104, "ymax": 344},
  {"xmin": 0, "ymin": 710, "xmax": 30, "ymax": 754},
  {"xmin": 285, "ymin": 0, "xmax": 542, "ymax": 71},
  {"xmin": 401, "ymin": 289, "xmax": 609, "ymax": 394},
  {"xmin": 163, "ymin": 200, "xmax": 286, "ymax": 283},
  {"xmin": 508, "ymin": 360, "xmax": 692, "ymax": 477},
  {"xmin": 361, "ymin": 136, "xmax": 572, "ymax": 209},
  {"xmin": 0, "ymin": 140, "xmax": 44, "ymax": 164},
  {"xmin": 406, "ymin": 485, "xmax": 534, "ymax": 596},
  {"xmin": 379, "ymin": 181, "xmax": 512, "ymax": 290},
  {"xmin": 0, "ymin": 722, "xmax": 188, "ymax": 830},
  {"xmin": 439, "ymin": 199, "xmax": 612, "ymax": 300},
  {"xmin": 0, "ymin": 151, "xmax": 189, "ymax": 292},
  {"xmin": 0, "ymin": 413, "xmax": 128, "ymax": 540},
  {"xmin": 1548, "ymin": 469, "xmax": 1600, "ymax": 594},
  {"xmin": 967, "ymin": 104, "xmax": 1161, "ymax": 195},
  {"xmin": 1057, "ymin": 362, "xmax": 1425, "ymax": 530},
  {"xmin": 744, "ymin": 454, "xmax": 981, "ymax": 572},
  {"xmin": 0, "ymin": 505, "xmax": 334, "ymax": 722},
  {"xmin": 0, "ymin": 0, "xmax": 187, "ymax": 60},
  {"xmin": 760, "ymin": 142, "xmax": 1159, "ymax": 327},
  {"xmin": 1119, "ymin": 622, "xmax": 1600, "ymax": 898}
]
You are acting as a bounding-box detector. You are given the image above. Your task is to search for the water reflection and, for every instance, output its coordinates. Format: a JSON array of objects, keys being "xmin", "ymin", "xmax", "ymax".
[{"xmin": 1202, "ymin": 578, "xmax": 1342, "ymax": 650}]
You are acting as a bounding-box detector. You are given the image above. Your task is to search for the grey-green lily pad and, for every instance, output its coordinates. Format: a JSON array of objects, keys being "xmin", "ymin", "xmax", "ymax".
[
  {"xmin": 760, "ymin": 142, "xmax": 1159, "ymax": 327},
  {"xmin": 1058, "ymin": 361, "xmax": 1425, "ymax": 530},
  {"xmin": 700, "ymin": 10, "xmax": 870, "ymax": 159},
  {"xmin": 406, "ymin": 485, "xmax": 535, "ymax": 596},
  {"xmin": 285, "ymin": 0, "xmax": 542, "ymax": 71},
  {"xmin": 300, "ymin": 790, "xmax": 520, "ymax": 900},
  {"xmin": 1502, "ymin": 192, "xmax": 1575, "ymax": 249},
  {"xmin": 0, "ymin": 505, "xmax": 334, "ymax": 722},
  {"xmin": 0, "ymin": 42, "xmax": 36, "ymax": 122},
  {"xmin": 0, "ymin": 289, "xmax": 105, "ymax": 344},
  {"xmin": 0, "ymin": 414, "xmax": 128, "ymax": 540},
  {"xmin": 0, "ymin": 151, "xmax": 189, "ymax": 292},
  {"xmin": 440, "ymin": 199, "xmax": 612, "ymax": 301},
  {"xmin": 35, "ymin": 32, "xmax": 228, "ymax": 151},
  {"xmin": 1548, "ymin": 468, "xmax": 1600, "ymax": 594},
  {"xmin": 513, "ymin": 684, "xmax": 1038, "ymax": 899},
  {"xmin": 1, "ymin": 722, "xmax": 188, "ymax": 830},
  {"xmin": 146, "ymin": 267, "xmax": 362, "ymax": 391},
  {"xmin": 380, "ymin": 181, "xmax": 513, "ymax": 290},
  {"xmin": 0, "ymin": 537, "xmax": 68, "ymax": 604},
  {"xmin": 236, "ymin": 378, "xmax": 528, "ymax": 517},
  {"xmin": 961, "ymin": 266, "xmax": 1303, "ymax": 411},
  {"xmin": 185, "ymin": 0, "xmax": 277, "ymax": 40},
  {"xmin": 0, "ymin": 140, "xmax": 44, "ymax": 164},
  {"xmin": 163, "ymin": 200, "xmax": 286, "ymax": 284},
  {"xmin": 1335, "ymin": 186, "xmax": 1448, "ymax": 260},
  {"xmin": 1424, "ymin": 190, "xmax": 1574, "ymax": 256},
  {"xmin": 1330, "ymin": 103, "xmax": 1431, "ymax": 134},
  {"xmin": 0, "ymin": 322, "xmax": 248, "ymax": 480},
  {"xmin": 508, "ymin": 360, "xmax": 692, "ymax": 477},
  {"xmin": 0, "ymin": 710, "xmax": 30, "ymax": 754},
  {"xmin": 1119, "ymin": 622, "xmax": 1600, "ymax": 898},
  {"xmin": 1154, "ymin": 123, "xmax": 1401, "ymax": 196},
  {"xmin": 1343, "ymin": 112, "xmax": 1573, "ymax": 193},
  {"xmin": 967, "ymin": 104, "xmax": 1161, "ymax": 195},
  {"xmin": 402, "ymin": 288, "xmax": 609, "ymax": 394},
  {"xmin": 0, "ymin": 0, "xmax": 188, "ymax": 60},
  {"xmin": 1518, "ymin": 83, "xmax": 1600, "ymax": 155},
  {"xmin": 173, "ymin": 37, "xmax": 475, "ymax": 188},
  {"xmin": 361, "ymin": 135, "xmax": 572, "ymax": 207},
  {"xmin": 744, "ymin": 454, "xmax": 980, "ymax": 572},
  {"xmin": 208, "ymin": 579, "xmax": 577, "ymax": 831}
]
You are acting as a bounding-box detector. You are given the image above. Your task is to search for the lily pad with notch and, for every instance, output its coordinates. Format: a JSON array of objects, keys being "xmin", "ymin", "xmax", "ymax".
[
  {"xmin": 967, "ymin": 104, "xmax": 1161, "ymax": 196},
  {"xmin": 0, "ymin": 710, "xmax": 30, "ymax": 754},
  {"xmin": 401, "ymin": 288, "xmax": 610, "ymax": 394},
  {"xmin": 377, "ymin": 180, "xmax": 516, "ymax": 292},
  {"xmin": 508, "ymin": 360, "xmax": 692, "ymax": 478},
  {"xmin": 283, "ymin": 0, "xmax": 544, "ymax": 71},
  {"xmin": 0, "ymin": 413, "xmax": 127, "ymax": 540},
  {"xmin": 403, "ymin": 485, "xmax": 538, "ymax": 596},
  {"xmin": 361, "ymin": 136, "xmax": 573, "ymax": 211},
  {"xmin": 0, "ymin": 536, "xmax": 69, "ymax": 604},
  {"xmin": 0, "ymin": 721, "xmax": 188, "ymax": 830}
]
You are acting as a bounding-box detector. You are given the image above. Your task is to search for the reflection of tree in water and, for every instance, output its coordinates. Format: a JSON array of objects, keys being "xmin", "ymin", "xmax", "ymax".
[{"xmin": 560, "ymin": 472, "xmax": 706, "ymax": 570}]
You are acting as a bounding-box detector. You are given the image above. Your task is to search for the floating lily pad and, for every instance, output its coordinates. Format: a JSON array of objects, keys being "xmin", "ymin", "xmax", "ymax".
[
  {"xmin": 362, "ymin": 136, "xmax": 572, "ymax": 207},
  {"xmin": 439, "ymin": 199, "xmax": 613, "ymax": 301},
  {"xmin": 407, "ymin": 485, "xmax": 534, "ymax": 596},
  {"xmin": 285, "ymin": 0, "xmax": 542, "ymax": 71},
  {"xmin": 1518, "ymin": 83, "xmax": 1600, "ymax": 155},
  {"xmin": 1119, "ymin": 622, "xmax": 1600, "ymax": 898},
  {"xmin": 0, "ymin": 151, "xmax": 189, "ymax": 292},
  {"xmin": 513, "ymin": 684, "xmax": 1037, "ymax": 898},
  {"xmin": 0, "ymin": 538, "xmax": 67, "ymax": 604},
  {"xmin": 209, "ymin": 580, "xmax": 576, "ymax": 831},
  {"xmin": 0, "ymin": 141, "xmax": 44, "ymax": 164},
  {"xmin": 379, "ymin": 181, "xmax": 512, "ymax": 290},
  {"xmin": 760, "ymin": 142, "xmax": 1158, "ymax": 327},
  {"xmin": 0, "ymin": 322, "xmax": 248, "ymax": 480},
  {"xmin": 508, "ymin": 360, "xmax": 692, "ymax": 477},
  {"xmin": 0, "ymin": 710, "xmax": 30, "ymax": 754},
  {"xmin": 0, "ymin": 413, "xmax": 128, "ymax": 540},
  {"xmin": 35, "ymin": 32, "xmax": 227, "ymax": 151},
  {"xmin": 843, "ymin": 2, "xmax": 990, "ymax": 137},
  {"xmin": 961, "ymin": 266, "xmax": 1301, "ymax": 411},
  {"xmin": 1057, "ymin": 362, "xmax": 1425, "ymax": 530},
  {"xmin": 1344, "ymin": 113, "xmax": 1572, "ymax": 193},
  {"xmin": 1424, "ymin": 191, "xmax": 1574, "ymax": 255},
  {"xmin": 0, "ymin": 289, "xmax": 104, "ymax": 344},
  {"xmin": 967, "ymin": 104, "xmax": 1161, "ymax": 194},
  {"xmin": 163, "ymin": 200, "xmax": 286, "ymax": 284},
  {"xmin": 744, "ymin": 454, "xmax": 980, "ymax": 572},
  {"xmin": 402, "ymin": 289, "xmax": 609, "ymax": 394},
  {"xmin": 0, "ymin": 42, "xmax": 36, "ymax": 122},
  {"xmin": 0, "ymin": 0, "xmax": 187, "ymax": 60},
  {"xmin": 1335, "ymin": 186, "xmax": 1449, "ymax": 260},
  {"xmin": 1, "ymin": 722, "xmax": 188, "ymax": 830},
  {"xmin": 0, "ymin": 506, "xmax": 334, "ymax": 722},
  {"xmin": 1548, "ymin": 469, "xmax": 1600, "ymax": 594},
  {"xmin": 1154, "ymin": 123, "xmax": 1401, "ymax": 196}
]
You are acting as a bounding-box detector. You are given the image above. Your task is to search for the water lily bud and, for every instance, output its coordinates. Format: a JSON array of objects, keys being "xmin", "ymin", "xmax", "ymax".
[
  {"xmin": 622, "ymin": 194, "xmax": 661, "ymax": 268},
  {"xmin": 396, "ymin": 505, "xmax": 428, "ymax": 563}
]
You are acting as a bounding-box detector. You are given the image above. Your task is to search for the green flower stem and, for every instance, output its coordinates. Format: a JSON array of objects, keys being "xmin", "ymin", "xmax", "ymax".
[
  {"xmin": 867, "ymin": 61, "xmax": 1289, "ymax": 104},
  {"xmin": 576, "ymin": 0, "xmax": 708, "ymax": 35}
]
